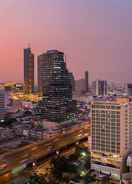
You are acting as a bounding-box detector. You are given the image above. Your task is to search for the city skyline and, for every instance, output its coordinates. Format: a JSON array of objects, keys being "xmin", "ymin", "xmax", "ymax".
[
  {"xmin": 0, "ymin": 1, "xmax": 132, "ymax": 183},
  {"xmin": 0, "ymin": 0, "xmax": 132, "ymax": 83}
]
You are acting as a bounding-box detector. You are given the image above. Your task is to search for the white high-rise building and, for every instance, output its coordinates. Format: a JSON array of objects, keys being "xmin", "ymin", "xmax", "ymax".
[{"xmin": 91, "ymin": 96, "xmax": 132, "ymax": 157}]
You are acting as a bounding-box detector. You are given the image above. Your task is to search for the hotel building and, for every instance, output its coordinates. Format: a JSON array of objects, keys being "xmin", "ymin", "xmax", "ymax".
[{"xmin": 91, "ymin": 97, "xmax": 132, "ymax": 157}]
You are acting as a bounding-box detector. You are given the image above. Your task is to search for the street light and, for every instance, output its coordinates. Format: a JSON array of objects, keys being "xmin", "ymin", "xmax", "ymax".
[
  {"xmin": 0, "ymin": 119, "xmax": 4, "ymax": 123},
  {"xmin": 56, "ymin": 151, "xmax": 59, "ymax": 155},
  {"xmin": 32, "ymin": 162, "xmax": 36, "ymax": 167},
  {"xmin": 80, "ymin": 151, "xmax": 87, "ymax": 157},
  {"xmin": 80, "ymin": 170, "xmax": 87, "ymax": 177}
]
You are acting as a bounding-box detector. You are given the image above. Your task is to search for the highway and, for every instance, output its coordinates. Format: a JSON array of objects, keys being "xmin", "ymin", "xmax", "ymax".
[{"xmin": 0, "ymin": 123, "xmax": 90, "ymax": 184}]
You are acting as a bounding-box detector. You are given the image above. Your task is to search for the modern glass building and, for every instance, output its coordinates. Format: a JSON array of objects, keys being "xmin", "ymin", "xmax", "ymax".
[{"xmin": 37, "ymin": 50, "xmax": 75, "ymax": 122}]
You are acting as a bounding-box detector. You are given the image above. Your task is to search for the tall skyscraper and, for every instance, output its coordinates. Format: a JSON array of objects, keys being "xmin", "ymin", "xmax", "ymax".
[
  {"xmin": 38, "ymin": 50, "xmax": 75, "ymax": 122},
  {"xmin": 24, "ymin": 47, "xmax": 34, "ymax": 93},
  {"xmin": 91, "ymin": 97, "xmax": 132, "ymax": 157},
  {"xmin": 92, "ymin": 80, "xmax": 107, "ymax": 96},
  {"xmin": 85, "ymin": 71, "xmax": 89, "ymax": 93}
]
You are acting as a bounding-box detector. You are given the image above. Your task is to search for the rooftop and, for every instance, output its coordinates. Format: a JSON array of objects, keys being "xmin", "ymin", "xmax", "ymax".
[{"xmin": 92, "ymin": 96, "xmax": 131, "ymax": 105}]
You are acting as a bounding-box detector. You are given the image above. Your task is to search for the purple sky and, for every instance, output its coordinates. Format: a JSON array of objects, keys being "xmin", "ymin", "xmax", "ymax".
[{"xmin": 0, "ymin": 0, "xmax": 132, "ymax": 83}]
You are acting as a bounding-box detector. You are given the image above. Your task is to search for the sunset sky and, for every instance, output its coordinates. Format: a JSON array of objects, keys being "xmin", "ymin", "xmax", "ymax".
[{"xmin": 0, "ymin": 0, "xmax": 132, "ymax": 83}]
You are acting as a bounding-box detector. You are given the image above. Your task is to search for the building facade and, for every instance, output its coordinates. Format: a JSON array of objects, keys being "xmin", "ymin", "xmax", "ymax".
[
  {"xmin": 127, "ymin": 83, "xmax": 132, "ymax": 96},
  {"xmin": 69, "ymin": 72, "xmax": 75, "ymax": 92},
  {"xmin": 24, "ymin": 48, "xmax": 34, "ymax": 93},
  {"xmin": 37, "ymin": 50, "xmax": 75, "ymax": 122},
  {"xmin": 0, "ymin": 89, "xmax": 6, "ymax": 120},
  {"xmin": 91, "ymin": 97, "xmax": 132, "ymax": 157},
  {"xmin": 92, "ymin": 80, "xmax": 107, "ymax": 96}
]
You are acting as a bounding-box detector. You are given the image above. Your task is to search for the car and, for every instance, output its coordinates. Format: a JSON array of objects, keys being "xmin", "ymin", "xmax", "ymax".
[{"xmin": 69, "ymin": 180, "xmax": 80, "ymax": 184}]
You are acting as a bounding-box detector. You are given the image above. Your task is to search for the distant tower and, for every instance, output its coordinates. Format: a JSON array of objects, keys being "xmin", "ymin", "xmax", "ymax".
[
  {"xmin": 127, "ymin": 84, "xmax": 132, "ymax": 96},
  {"xmin": 94, "ymin": 80, "xmax": 107, "ymax": 96},
  {"xmin": 85, "ymin": 71, "xmax": 89, "ymax": 93},
  {"xmin": 24, "ymin": 47, "xmax": 34, "ymax": 93}
]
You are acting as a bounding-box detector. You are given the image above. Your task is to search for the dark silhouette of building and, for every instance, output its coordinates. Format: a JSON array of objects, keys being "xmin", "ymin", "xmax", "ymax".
[
  {"xmin": 85, "ymin": 71, "xmax": 89, "ymax": 93},
  {"xmin": 75, "ymin": 79, "xmax": 85, "ymax": 95},
  {"xmin": 24, "ymin": 47, "xmax": 34, "ymax": 93},
  {"xmin": 127, "ymin": 84, "xmax": 132, "ymax": 96},
  {"xmin": 74, "ymin": 71, "xmax": 89, "ymax": 96},
  {"xmin": 38, "ymin": 50, "xmax": 75, "ymax": 122}
]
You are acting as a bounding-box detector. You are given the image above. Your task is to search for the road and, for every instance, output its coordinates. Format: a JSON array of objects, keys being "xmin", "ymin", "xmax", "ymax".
[
  {"xmin": 35, "ymin": 140, "xmax": 88, "ymax": 176},
  {"xmin": 0, "ymin": 123, "xmax": 90, "ymax": 184}
]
